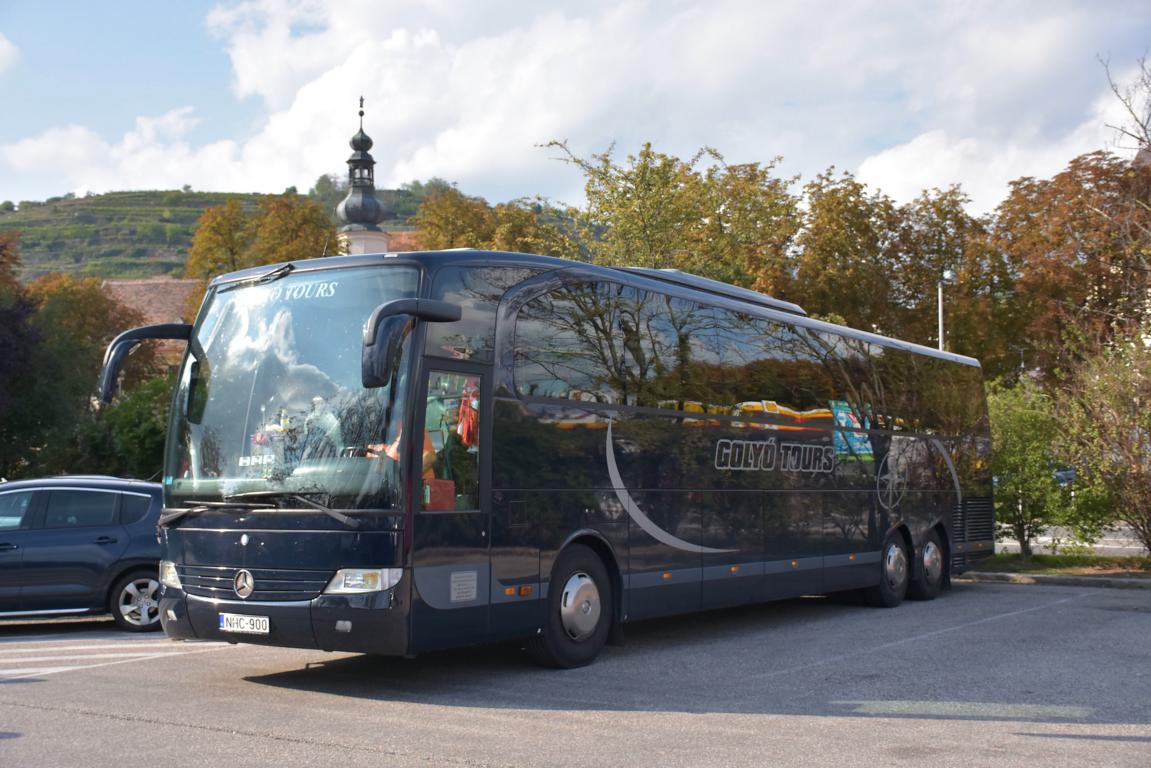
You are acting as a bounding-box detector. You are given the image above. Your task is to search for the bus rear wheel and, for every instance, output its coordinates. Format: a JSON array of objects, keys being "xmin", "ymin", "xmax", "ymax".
[
  {"xmin": 908, "ymin": 529, "xmax": 945, "ymax": 601},
  {"xmin": 864, "ymin": 532, "xmax": 909, "ymax": 608},
  {"xmin": 530, "ymin": 544, "xmax": 613, "ymax": 668}
]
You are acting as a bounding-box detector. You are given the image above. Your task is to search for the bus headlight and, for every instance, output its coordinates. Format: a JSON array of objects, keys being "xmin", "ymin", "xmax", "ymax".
[
  {"xmin": 159, "ymin": 560, "xmax": 182, "ymax": 590},
  {"xmin": 324, "ymin": 568, "xmax": 403, "ymax": 594}
]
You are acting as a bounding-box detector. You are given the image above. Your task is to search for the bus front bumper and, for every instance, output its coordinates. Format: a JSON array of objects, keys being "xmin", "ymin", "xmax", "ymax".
[{"xmin": 159, "ymin": 589, "xmax": 410, "ymax": 656}]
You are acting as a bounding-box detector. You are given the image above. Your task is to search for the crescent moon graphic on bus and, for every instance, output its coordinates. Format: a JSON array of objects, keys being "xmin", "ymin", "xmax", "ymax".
[
  {"xmin": 605, "ymin": 420, "xmax": 737, "ymax": 554},
  {"xmin": 930, "ymin": 438, "xmax": 963, "ymax": 504}
]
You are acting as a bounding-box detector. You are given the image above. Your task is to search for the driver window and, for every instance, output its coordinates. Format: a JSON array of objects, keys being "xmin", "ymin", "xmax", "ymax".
[{"xmin": 422, "ymin": 371, "xmax": 482, "ymax": 512}]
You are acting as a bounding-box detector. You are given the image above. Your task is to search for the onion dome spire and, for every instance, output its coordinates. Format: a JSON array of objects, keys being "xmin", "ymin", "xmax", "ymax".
[{"xmin": 336, "ymin": 96, "xmax": 384, "ymax": 232}]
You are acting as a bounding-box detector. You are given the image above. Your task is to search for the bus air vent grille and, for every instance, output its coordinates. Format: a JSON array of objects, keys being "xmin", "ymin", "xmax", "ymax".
[
  {"xmin": 176, "ymin": 565, "xmax": 332, "ymax": 601},
  {"xmin": 964, "ymin": 497, "xmax": 995, "ymax": 542}
]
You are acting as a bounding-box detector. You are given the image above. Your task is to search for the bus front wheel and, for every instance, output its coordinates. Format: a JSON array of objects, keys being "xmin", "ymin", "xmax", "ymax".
[
  {"xmin": 530, "ymin": 544, "xmax": 613, "ymax": 668},
  {"xmin": 864, "ymin": 532, "xmax": 909, "ymax": 608}
]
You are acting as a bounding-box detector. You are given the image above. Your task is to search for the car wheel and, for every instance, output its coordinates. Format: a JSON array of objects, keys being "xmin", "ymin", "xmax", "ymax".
[
  {"xmin": 908, "ymin": 528, "xmax": 945, "ymax": 601},
  {"xmin": 110, "ymin": 571, "xmax": 162, "ymax": 632},
  {"xmin": 864, "ymin": 531, "xmax": 910, "ymax": 608},
  {"xmin": 529, "ymin": 544, "xmax": 613, "ymax": 668}
]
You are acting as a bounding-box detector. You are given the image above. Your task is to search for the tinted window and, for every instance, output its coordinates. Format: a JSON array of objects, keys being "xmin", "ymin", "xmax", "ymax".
[
  {"xmin": 0, "ymin": 491, "xmax": 34, "ymax": 530},
  {"xmin": 515, "ymin": 281, "xmax": 630, "ymax": 403},
  {"xmin": 44, "ymin": 490, "xmax": 118, "ymax": 529},
  {"xmin": 710, "ymin": 311, "xmax": 836, "ymax": 412},
  {"xmin": 120, "ymin": 494, "xmax": 153, "ymax": 525},
  {"xmin": 426, "ymin": 266, "xmax": 540, "ymax": 362},
  {"xmin": 512, "ymin": 280, "xmax": 985, "ymax": 437}
]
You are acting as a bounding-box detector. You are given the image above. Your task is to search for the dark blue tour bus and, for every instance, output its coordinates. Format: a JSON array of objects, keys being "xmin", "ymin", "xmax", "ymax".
[{"xmin": 100, "ymin": 249, "xmax": 993, "ymax": 667}]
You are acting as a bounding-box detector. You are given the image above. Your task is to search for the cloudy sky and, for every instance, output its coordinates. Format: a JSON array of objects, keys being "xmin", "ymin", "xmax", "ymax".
[{"xmin": 0, "ymin": 1, "xmax": 1148, "ymax": 213}]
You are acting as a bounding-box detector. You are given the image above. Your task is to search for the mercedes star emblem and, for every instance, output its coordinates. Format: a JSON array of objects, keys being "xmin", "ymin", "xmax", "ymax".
[{"xmin": 233, "ymin": 569, "xmax": 255, "ymax": 599}]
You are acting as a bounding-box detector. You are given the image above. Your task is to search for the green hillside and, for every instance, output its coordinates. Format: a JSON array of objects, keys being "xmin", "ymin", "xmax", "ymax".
[
  {"xmin": 0, "ymin": 190, "xmax": 264, "ymax": 281},
  {"xmin": 0, "ymin": 180, "xmax": 434, "ymax": 282}
]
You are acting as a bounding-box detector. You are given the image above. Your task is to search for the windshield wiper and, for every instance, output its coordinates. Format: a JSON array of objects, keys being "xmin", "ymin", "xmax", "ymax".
[
  {"xmin": 218, "ymin": 263, "xmax": 295, "ymax": 293},
  {"xmin": 225, "ymin": 491, "xmax": 362, "ymax": 529},
  {"xmin": 159, "ymin": 500, "xmax": 275, "ymax": 528}
]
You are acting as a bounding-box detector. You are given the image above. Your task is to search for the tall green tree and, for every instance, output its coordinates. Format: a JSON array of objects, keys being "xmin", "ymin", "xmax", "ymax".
[
  {"xmin": 0, "ymin": 233, "xmax": 42, "ymax": 478},
  {"xmin": 548, "ymin": 142, "xmax": 799, "ymax": 291},
  {"xmin": 1061, "ymin": 327, "xmax": 1151, "ymax": 553},
  {"xmin": 13, "ymin": 273, "xmax": 155, "ymax": 476},
  {"xmin": 792, "ymin": 171, "xmax": 900, "ymax": 332},
  {"xmin": 987, "ymin": 379, "xmax": 1069, "ymax": 556}
]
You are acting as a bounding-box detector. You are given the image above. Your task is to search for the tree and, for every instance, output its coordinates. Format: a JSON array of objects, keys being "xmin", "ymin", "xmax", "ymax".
[
  {"xmin": 183, "ymin": 193, "xmax": 342, "ymax": 319},
  {"xmin": 548, "ymin": 142, "xmax": 799, "ymax": 290},
  {"xmin": 1103, "ymin": 54, "xmax": 1151, "ymax": 152},
  {"xmin": 184, "ymin": 198, "xmax": 253, "ymax": 279},
  {"xmin": 1061, "ymin": 327, "xmax": 1151, "ymax": 553},
  {"xmin": 691, "ymin": 157, "xmax": 799, "ymax": 293},
  {"xmin": 245, "ymin": 192, "xmax": 342, "ymax": 265},
  {"xmin": 409, "ymin": 186, "xmax": 495, "ymax": 249},
  {"xmin": 792, "ymin": 171, "xmax": 900, "ymax": 332},
  {"xmin": 990, "ymin": 152, "xmax": 1151, "ymax": 379},
  {"xmin": 21, "ymin": 273, "xmax": 156, "ymax": 475},
  {"xmin": 987, "ymin": 379, "xmax": 1069, "ymax": 556},
  {"xmin": 307, "ymin": 173, "xmax": 347, "ymax": 222},
  {"xmin": 0, "ymin": 233, "xmax": 42, "ymax": 478},
  {"xmin": 409, "ymin": 187, "xmax": 575, "ymax": 258}
]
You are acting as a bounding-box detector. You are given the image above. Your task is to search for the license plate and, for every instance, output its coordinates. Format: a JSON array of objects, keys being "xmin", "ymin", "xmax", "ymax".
[{"xmin": 218, "ymin": 613, "xmax": 269, "ymax": 634}]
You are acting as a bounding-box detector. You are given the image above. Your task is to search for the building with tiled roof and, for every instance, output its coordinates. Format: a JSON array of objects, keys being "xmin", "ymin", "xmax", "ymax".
[
  {"xmin": 102, "ymin": 277, "xmax": 201, "ymax": 326},
  {"xmin": 102, "ymin": 277, "xmax": 202, "ymax": 363}
]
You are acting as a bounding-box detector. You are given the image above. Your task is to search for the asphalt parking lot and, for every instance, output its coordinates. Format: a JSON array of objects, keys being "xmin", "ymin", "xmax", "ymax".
[{"xmin": 2, "ymin": 582, "xmax": 1149, "ymax": 768}]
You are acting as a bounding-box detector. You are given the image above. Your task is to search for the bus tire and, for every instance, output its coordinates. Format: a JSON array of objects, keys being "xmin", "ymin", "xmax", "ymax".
[
  {"xmin": 908, "ymin": 528, "xmax": 945, "ymax": 601},
  {"xmin": 530, "ymin": 544, "xmax": 613, "ymax": 669},
  {"xmin": 864, "ymin": 532, "xmax": 909, "ymax": 608}
]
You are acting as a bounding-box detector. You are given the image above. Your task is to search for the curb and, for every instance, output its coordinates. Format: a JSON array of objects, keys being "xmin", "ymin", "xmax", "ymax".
[{"xmin": 955, "ymin": 571, "xmax": 1151, "ymax": 590}]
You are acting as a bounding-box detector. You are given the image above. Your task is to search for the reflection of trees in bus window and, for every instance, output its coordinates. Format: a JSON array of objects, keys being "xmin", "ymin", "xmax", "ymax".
[
  {"xmin": 514, "ymin": 281, "xmax": 628, "ymax": 402},
  {"xmin": 427, "ymin": 266, "xmax": 541, "ymax": 362}
]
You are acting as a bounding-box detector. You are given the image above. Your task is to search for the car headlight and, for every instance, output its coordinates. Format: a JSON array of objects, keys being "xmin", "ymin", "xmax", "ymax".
[
  {"xmin": 159, "ymin": 560, "xmax": 182, "ymax": 589},
  {"xmin": 323, "ymin": 568, "xmax": 403, "ymax": 594}
]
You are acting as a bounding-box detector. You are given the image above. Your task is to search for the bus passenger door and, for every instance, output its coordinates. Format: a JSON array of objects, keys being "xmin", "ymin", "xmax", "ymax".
[{"xmin": 409, "ymin": 366, "xmax": 491, "ymax": 651}]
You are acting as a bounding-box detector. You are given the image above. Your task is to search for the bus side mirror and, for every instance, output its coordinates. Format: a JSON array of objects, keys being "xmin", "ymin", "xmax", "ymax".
[
  {"xmin": 98, "ymin": 323, "xmax": 193, "ymax": 403},
  {"xmin": 362, "ymin": 299, "xmax": 461, "ymax": 389}
]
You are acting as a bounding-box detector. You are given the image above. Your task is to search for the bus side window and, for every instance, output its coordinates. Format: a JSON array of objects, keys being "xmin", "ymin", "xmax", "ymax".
[{"xmin": 422, "ymin": 371, "xmax": 482, "ymax": 512}]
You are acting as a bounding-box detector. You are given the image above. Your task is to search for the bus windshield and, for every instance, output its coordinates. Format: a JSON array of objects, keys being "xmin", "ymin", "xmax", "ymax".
[{"xmin": 165, "ymin": 265, "xmax": 420, "ymax": 511}]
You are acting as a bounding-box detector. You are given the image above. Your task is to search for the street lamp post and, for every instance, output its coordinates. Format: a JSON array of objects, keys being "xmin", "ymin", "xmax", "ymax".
[
  {"xmin": 937, "ymin": 269, "xmax": 953, "ymax": 352},
  {"xmin": 937, "ymin": 279, "xmax": 944, "ymax": 352}
]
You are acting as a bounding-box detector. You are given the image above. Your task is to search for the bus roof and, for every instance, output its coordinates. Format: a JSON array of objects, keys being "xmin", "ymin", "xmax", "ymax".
[{"xmin": 208, "ymin": 249, "xmax": 981, "ymax": 369}]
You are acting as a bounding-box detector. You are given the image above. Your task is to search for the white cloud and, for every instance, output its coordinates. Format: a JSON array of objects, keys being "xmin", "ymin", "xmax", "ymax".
[
  {"xmin": 857, "ymin": 76, "xmax": 1139, "ymax": 213},
  {"xmin": 1, "ymin": 1, "xmax": 1149, "ymax": 210},
  {"xmin": 0, "ymin": 32, "xmax": 19, "ymax": 74},
  {"xmin": 1, "ymin": 108, "xmax": 255, "ymax": 196}
]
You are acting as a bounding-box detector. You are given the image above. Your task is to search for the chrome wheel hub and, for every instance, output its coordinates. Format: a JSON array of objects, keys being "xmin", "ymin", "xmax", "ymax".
[
  {"xmin": 559, "ymin": 572, "xmax": 601, "ymax": 641},
  {"xmin": 884, "ymin": 543, "xmax": 908, "ymax": 590},
  {"xmin": 922, "ymin": 540, "xmax": 943, "ymax": 583}
]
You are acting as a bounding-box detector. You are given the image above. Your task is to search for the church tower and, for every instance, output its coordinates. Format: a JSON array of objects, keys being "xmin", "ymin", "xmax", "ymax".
[{"xmin": 336, "ymin": 98, "xmax": 390, "ymax": 254}]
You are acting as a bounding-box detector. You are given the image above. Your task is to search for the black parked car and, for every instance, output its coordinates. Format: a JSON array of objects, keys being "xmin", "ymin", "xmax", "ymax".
[{"xmin": 0, "ymin": 476, "xmax": 163, "ymax": 631}]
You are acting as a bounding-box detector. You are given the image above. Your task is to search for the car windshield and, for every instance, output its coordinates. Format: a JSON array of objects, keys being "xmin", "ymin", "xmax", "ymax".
[{"xmin": 165, "ymin": 264, "xmax": 420, "ymax": 511}]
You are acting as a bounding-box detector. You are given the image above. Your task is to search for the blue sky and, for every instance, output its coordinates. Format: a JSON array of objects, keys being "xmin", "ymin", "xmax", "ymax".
[{"xmin": 1, "ymin": 1, "xmax": 1149, "ymax": 213}]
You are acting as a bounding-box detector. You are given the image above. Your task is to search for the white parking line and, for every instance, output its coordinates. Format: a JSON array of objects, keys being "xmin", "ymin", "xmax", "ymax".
[
  {"xmin": 0, "ymin": 666, "xmax": 76, "ymax": 677},
  {"xmin": 0, "ymin": 652, "xmax": 199, "ymax": 663},
  {"xmin": 0, "ymin": 640, "xmax": 233, "ymax": 681},
  {"xmin": 1, "ymin": 641, "xmax": 197, "ymax": 654}
]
